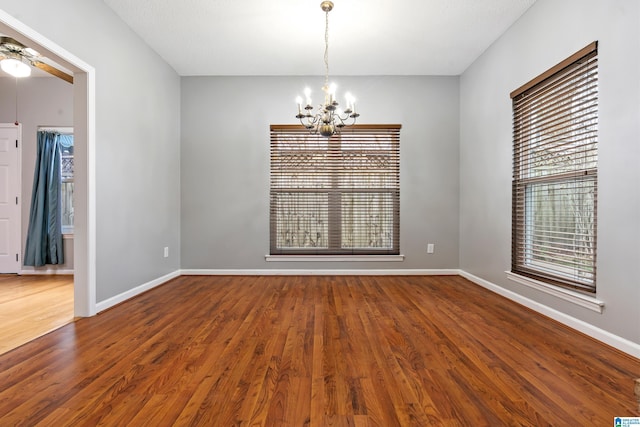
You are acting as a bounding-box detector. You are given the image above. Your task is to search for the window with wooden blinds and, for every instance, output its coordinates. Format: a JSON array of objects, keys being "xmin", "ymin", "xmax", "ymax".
[
  {"xmin": 511, "ymin": 42, "xmax": 598, "ymax": 293},
  {"xmin": 270, "ymin": 124, "xmax": 401, "ymax": 255}
]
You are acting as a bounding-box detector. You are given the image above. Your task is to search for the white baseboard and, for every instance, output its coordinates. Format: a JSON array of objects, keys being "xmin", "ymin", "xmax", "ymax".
[
  {"xmin": 20, "ymin": 269, "xmax": 74, "ymax": 275},
  {"xmin": 180, "ymin": 268, "xmax": 460, "ymax": 276},
  {"xmin": 95, "ymin": 270, "xmax": 181, "ymax": 313},
  {"xmin": 459, "ymin": 270, "xmax": 640, "ymax": 359}
]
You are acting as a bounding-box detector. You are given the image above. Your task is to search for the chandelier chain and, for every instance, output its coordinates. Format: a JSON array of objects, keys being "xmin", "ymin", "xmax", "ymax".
[{"xmin": 324, "ymin": 9, "xmax": 330, "ymax": 88}]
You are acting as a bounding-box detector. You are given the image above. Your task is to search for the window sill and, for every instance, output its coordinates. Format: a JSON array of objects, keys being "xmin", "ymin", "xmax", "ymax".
[
  {"xmin": 505, "ymin": 271, "xmax": 604, "ymax": 313},
  {"xmin": 266, "ymin": 255, "xmax": 405, "ymax": 262}
]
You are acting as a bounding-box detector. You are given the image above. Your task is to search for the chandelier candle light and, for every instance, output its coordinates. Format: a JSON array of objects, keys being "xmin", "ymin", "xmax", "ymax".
[{"xmin": 296, "ymin": 1, "xmax": 359, "ymax": 138}]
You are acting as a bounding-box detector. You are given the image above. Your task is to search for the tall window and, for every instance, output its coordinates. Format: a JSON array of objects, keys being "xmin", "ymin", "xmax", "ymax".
[
  {"xmin": 37, "ymin": 128, "xmax": 74, "ymax": 233},
  {"xmin": 511, "ymin": 42, "xmax": 598, "ymax": 293},
  {"xmin": 270, "ymin": 125, "xmax": 400, "ymax": 255}
]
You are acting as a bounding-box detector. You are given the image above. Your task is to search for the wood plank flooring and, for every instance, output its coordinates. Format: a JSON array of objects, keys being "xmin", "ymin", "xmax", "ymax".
[
  {"xmin": 0, "ymin": 275, "xmax": 637, "ymax": 425},
  {"xmin": 0, "ymin": 274, "xmax": 74, "ymax": 355}
]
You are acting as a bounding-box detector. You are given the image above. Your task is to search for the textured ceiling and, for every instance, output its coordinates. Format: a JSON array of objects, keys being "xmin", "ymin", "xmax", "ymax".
[{"xmin": 104, "ymin": 0, "xmax": 537, "ymax": 76}]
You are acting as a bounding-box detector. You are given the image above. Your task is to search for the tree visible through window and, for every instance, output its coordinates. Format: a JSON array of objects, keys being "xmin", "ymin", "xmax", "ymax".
[
  {"xmin": 270, "ymin": 125, "xmax": 400, "ymax": 255},
  {"xmin": 511, "ymin": 42, "xmax": 598, "ymax": 292}
]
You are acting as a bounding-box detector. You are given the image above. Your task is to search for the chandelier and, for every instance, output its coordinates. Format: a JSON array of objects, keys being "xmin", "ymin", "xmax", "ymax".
[{"xmin": 296, "ymin": 1, "xmax": 359, "ymax": 138}]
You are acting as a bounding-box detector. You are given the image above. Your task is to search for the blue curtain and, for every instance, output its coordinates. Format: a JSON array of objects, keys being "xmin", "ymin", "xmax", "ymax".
[{"xmin": 24, "ymin": 131, "xmax": 65, "ymax": 266}]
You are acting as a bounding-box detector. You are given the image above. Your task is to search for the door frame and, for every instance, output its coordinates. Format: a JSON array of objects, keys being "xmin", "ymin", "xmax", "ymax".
[{"xmin": 0, "ymin": 9, "xmax": 97, "ymax": 317}]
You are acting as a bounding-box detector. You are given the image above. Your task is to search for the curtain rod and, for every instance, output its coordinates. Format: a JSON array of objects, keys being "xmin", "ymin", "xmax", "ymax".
[{"xmin": 38, "ymin": 126, "xmax": 73, "ymax": 134}]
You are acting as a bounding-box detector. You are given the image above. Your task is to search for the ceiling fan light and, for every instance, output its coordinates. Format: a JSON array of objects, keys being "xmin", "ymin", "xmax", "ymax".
[{"xmin": 1, "ymin": 57, "xmax": 31, "ymax": 78}]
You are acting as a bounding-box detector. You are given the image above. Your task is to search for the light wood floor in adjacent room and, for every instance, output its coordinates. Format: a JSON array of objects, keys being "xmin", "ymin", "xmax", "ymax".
[
  {"xmin": 0, "ymin": 275, "xmax": 638, "ymax": 425},
  {"xmin": 0, "ymin": 274, "xmax": 74, "ymax": 356}
]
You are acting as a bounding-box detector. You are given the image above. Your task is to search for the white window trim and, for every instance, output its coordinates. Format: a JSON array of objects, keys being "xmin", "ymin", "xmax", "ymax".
[
  {"xmin": 266, "ymin": 255, "xmax": 405, "ymax": 262},
  {"xmin": 505, "ymin": 271, "xmax": 604, "ymax": 313}
]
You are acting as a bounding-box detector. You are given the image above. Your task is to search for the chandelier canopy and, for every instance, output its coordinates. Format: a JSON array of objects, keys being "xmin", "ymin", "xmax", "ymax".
[{"xmin": 296, "ymin": 1, "xmax": 359, "ymax": 138}]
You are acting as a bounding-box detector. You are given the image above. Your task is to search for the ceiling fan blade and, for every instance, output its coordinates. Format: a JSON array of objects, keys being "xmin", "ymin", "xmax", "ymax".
[{"xmin": 32, "ymin": 61, "xmax": 73, "ymax": 84}]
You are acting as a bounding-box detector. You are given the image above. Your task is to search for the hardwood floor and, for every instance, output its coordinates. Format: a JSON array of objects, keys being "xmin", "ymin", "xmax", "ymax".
[
  {"xmin": 0, "ymin": 275, "xmax": 637, "ymax": 425},
  {"xmin": 0, "ymin": 274, "xmax": 74, "ymax": 355}
]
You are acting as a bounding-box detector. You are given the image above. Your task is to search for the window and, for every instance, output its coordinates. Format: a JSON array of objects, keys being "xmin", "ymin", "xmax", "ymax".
[
  {"xmin": 38, "ymin": 128, "xmax": 74, "ymax": 234},
  {"xmin": 270, "ymin": 125, "xmax": 400, "ymax": 255},
  {"xmin": 511, "ymin": 42, "xmax": 598, "ymax": 293},
  {"xmin": 60, "ymin": 133, "xmax": 74, "ymax": 233}
]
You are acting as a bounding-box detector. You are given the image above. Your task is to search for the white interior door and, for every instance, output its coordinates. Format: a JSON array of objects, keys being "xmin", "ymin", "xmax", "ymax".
[{"xmin": 0, "ymin": 124, "xmax": 21, "ymax": 273}]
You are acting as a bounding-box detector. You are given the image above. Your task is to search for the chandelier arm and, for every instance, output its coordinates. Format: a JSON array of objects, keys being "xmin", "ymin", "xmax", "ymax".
[
  {"xmin": 339, "ymin": 111, "xmax": 351, "ymax": 121},
  {"xmin": 334, "ymin": 112, "xmax": 353, "ymax": 128},
  {"xmin": 299, "ymin": 114, "xmax": 320, "ymax": 129}
]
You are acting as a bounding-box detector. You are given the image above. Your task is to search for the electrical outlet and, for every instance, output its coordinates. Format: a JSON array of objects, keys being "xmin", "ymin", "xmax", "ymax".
[
  {"xmin": 164, "ymin": 247, "xmax": 169, "ymax": 258},
  {"xmin": 427, "ymin": 243, "xmax": 434, "ymax": 254}
]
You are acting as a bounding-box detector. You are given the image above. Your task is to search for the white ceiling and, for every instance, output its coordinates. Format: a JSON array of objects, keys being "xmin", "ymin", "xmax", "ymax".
[{"xmin": 103, "ymin": 0, "xmax": 537, "ymax": 76}]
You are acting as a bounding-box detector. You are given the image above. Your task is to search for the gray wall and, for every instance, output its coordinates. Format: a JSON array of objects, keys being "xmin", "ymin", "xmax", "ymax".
[
  {"xmin": 181, "ymin": 76, "xmax": 460, "ymax": 270},
  {"xmin": 0, "ymin": 76, "xmax": 74, "ymax": 271},
  {"xmin": 459, "ymin": 0, "xmax": 640, "ymax": 343},
  {"xmin": 0, "ymin": 0, "xmax": 182, "ymax": 301}
]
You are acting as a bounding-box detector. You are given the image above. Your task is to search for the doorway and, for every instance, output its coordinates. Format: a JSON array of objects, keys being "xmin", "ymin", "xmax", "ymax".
[{"xmin": 0, "ymin": 10, "xmax": 96, "ymax": 318}]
